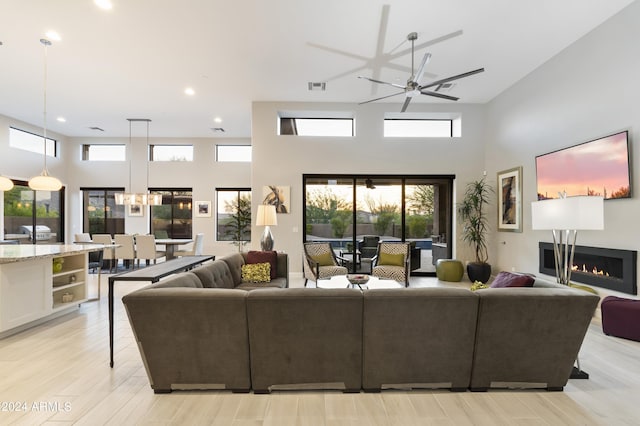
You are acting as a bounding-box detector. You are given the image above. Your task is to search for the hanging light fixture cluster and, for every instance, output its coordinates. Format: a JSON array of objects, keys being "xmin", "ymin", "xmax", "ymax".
[
  {"xmin": 114, "ymin": 118, "xmax": 162, "ymax": 206},
  {"xmin": 28, "ymin": 38, "xmax": 62, "ymax": 192}
]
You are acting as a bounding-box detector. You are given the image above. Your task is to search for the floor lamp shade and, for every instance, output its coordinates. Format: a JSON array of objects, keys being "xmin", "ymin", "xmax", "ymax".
[
  {"xmin": 256, "ymin": 204, "xmax": 277, "ymax": 251},
  {"xmin": 531, "ymin": 196, "xmax": 604, "ymax": 230},
  {"xmin": 531, "ymin": 196, "xmax": 604, "ymax": 286}
]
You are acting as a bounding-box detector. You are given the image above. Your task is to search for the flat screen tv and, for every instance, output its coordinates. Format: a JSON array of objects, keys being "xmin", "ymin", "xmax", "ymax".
[{"xmin": 536, "ymin": 130, "xmax": 631, "ymax": 200}]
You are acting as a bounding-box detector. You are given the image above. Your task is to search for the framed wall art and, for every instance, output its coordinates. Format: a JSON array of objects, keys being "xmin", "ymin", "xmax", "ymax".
[
  {"xmin": 195, "ymin": 201, "xmax": 212, "ymax": 217},
  {"xmin": 497, "ymin": 166, "xmax": 522, "ymax": 232},
  {"xmin": 262, "ymin": 185, "xmax": 290, "ymax": 213},
  {"xmin": 128, "ymin": 204, "xmax": 143, "ymax": 217}
]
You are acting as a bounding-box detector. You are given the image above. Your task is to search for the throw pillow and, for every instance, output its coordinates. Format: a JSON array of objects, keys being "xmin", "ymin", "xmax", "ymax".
[
  {"xmin": 311, "ymin": 251, "xmax": 334, "ymax": 267},
  {"xmin": 247, "ymin": 250, "xmax": 278, "ymax": 279},
  {"xmin": 489, "ymin": 271, "xmax": 535, "ymax": 288},
  {"xmin": 378, "ymin": 252, "xmax": 404, "ymax": 267},
  {"xmin": 241, "ymin": 262, "xmax": 271, "ymax": 283}
]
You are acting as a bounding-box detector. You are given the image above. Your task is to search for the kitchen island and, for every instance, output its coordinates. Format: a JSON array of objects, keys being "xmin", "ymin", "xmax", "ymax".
[{"xmin": 0, "ymin": 244, "xmax": 104, "ymax": 337}]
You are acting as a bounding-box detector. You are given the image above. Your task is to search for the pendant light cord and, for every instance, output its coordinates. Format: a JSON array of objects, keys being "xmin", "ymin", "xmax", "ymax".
[{"xmin": 41, "ymin": 38, "xmax": 51, "ymax": 173}]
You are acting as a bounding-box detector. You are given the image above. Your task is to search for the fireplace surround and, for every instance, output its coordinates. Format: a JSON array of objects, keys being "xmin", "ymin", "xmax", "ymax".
[{"xmin": 539, "ymin": 242, "xmax": 637, "ymax": 295}]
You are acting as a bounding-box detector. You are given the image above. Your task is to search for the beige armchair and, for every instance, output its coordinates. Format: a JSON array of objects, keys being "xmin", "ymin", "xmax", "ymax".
[
  {"xmin": 302, "ymin": 242, "xmax": 348, "ymax": 287},
  {"xmin": 372, "ymin": 242, "xmax": 411, "ymax": 287}
]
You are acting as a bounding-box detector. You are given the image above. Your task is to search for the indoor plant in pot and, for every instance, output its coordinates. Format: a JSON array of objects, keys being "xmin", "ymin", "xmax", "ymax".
[{"xmin": 457, "ymin": 178, "xmax": 493, "ymax": 283}]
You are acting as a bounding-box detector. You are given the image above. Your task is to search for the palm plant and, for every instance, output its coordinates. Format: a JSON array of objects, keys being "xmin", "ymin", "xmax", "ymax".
[{"xmin": 457, "ymin": 178, "xmax": 493, "ymax": 264}]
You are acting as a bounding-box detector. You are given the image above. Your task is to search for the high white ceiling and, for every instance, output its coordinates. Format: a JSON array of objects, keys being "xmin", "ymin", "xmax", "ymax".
[{"xmin": 0, "ymin": 0, "xmax": 634, "ymax": 138}]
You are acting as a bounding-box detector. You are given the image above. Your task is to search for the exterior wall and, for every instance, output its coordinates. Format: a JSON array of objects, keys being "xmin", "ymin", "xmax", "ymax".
[{"xmin": 484, "ymin": 1, "xmax": 640, "ymax": 297}]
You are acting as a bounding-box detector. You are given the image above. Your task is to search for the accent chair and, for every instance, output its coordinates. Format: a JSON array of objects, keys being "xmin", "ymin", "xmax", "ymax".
[
  {"xmin": 371, "ymin": 241, "xmax": 411, "ymax": 287},
  {"xmin": 302, "ymin": 242, "xmax": 348, "ymax": 287}
]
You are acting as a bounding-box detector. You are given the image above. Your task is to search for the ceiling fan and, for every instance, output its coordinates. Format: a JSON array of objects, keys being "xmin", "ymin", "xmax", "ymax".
[{"xmin": 358, "ymin": 32, "xmax": 485, "ymax": 112}]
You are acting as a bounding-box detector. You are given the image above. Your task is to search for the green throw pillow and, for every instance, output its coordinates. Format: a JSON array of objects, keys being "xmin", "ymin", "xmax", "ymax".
[
  {"xmin": 311, "ymin": 251, "xmax": 334, "ymax": 266},
  {"xmin": 241, "ymin": 262, "xmax": 271, "ymax": 283},
  {"xmin": 379, "ymin": 252, "xmax": 404, "ymax": 267}
]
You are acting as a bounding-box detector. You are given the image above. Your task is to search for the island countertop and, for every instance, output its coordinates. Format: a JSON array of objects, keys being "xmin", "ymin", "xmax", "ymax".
[{"xmin": 0, "ymin": 244, "xmax": 105, "ymax": 264}]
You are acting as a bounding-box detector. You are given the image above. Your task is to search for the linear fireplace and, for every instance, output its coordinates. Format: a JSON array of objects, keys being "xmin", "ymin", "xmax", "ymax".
[{"xmin": 539, "ymin": 243, "xmax": 637, "ymax": 295}]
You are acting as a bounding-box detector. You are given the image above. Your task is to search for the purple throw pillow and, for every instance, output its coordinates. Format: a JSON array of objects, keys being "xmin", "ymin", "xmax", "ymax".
[
  {"xmin": 247, "ymin": 250, "xmax": 277, "ymax": 279},
  {"xmin": 489, "ymin": 271, "xmax": 535, "ymax": 288}
]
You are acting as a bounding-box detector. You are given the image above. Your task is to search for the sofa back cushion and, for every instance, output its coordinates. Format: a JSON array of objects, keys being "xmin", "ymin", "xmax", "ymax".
[
  {"xmin": 192, "ymin": 260, "xmax": 235, "ymax": 288},
  {"xmin": 153, "ymin": 272, "xmax": 203, "ymax": 289},
  {"xmin": 219, "ymin": 253, "xmax": 245, "ymax": 285}
]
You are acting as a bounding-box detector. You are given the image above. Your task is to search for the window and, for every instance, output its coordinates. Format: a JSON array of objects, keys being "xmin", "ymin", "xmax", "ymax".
[
  {"xmin": 149, "ymin": 145, "xmax": 193, "ymax": 161},
  {"xmin": 9, "ymin": 127, "xmax": 56, "ymax": 157},
  {"xmin": 216, "ymin": 189, "xmax": 251, "ymax": 245},
  {"xmin": 383, "ymin": 119, "xmax": 453, "ymax": 137},
  {"xmin": 82, "ymin": 145, "xmax": 126, "ymax": 161},
  {"xmin": 3, "ymin": 180, "xmax": 64, "ymax": 244},
  {"xmin": 216, "ymin": 145, "xmax": 252, "ymax": 162},
  {"xmin": 149, "ymin": 189, "xmax": 193, "ymax": 238},
  {"xmin": 81, "ymin": 188, "xmax": 125, "ymax": 235},
  {"xmin": 278, "ymin": 117, "xmax": 354, "ymax": 136}
]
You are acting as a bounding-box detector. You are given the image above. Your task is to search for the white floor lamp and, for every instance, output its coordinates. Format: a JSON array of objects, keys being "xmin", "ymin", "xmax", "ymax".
[{"xmin": 531, "ymin": 194, "xmax": 604, "ymax": 379}]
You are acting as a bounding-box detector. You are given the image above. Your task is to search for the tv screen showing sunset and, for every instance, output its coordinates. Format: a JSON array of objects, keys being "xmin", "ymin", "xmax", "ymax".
[{"xmin": 536, "ymin": 131, "xmax": 630, "ymax": 200}]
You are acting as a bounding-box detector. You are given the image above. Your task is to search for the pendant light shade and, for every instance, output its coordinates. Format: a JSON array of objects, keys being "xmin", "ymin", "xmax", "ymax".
[
  {"xmin": 0, "ymin": 176, "xmax": 14, "ymax": 191},
  {"xmin": 28, "ymin": 38, "xmax": 62, "ymax": 192}
]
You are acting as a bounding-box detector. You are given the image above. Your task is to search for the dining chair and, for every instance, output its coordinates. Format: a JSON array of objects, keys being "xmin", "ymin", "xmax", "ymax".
[
  {"xmin": 175, "ymin": 233, "xmax": 204, "ymax": 257},
  {"xmin": 371, "ymin": 242, "xmax": 411, "ymax": 287},
  {"xmin": 302, "ymin": 242, "xmax": 348, "ymax": 287},
  {"xmin": 135, "ymin": 234, "xmax": 165, "ymax": 267},
  {"xmin": 87, "ymin": 249, "xmax": 104, "ymax": 300},
  {"xmin": 74, "ymin": 233, "xmax": 92, "ymax": 243},
  {"xmin": 92, "ymin": 234, "xmax": 115, "ymax": 273},
  {"xmin": 114, "ymin": 234, "xmax": 136, "ymax": 270}
]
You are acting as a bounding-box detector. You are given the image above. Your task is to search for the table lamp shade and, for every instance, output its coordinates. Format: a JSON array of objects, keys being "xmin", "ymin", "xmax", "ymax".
[
  {"xmin": 531, "ymin": 196, "xmax": 604, "ymax": 231},
  {"xmin": 256, "ymin": 204, "xmax": 277, "ymax": 226}
]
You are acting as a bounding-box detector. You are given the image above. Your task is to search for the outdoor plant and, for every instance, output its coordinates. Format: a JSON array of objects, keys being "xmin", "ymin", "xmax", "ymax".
[{"xmin": 457, "ymin": 178, "xmax": 493, "ymax": 264}]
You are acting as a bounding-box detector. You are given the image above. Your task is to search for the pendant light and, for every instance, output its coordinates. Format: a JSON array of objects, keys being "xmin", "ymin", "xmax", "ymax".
[
  {"xmin": 0, "ymin": 176, "xmax": 13, "ymax": 191},
  {"xmin": 114, "ymin": 119, "xmax": 162, "ymax": 205},
  {"xmin": 28, "ymin": 38, "xmax": 62, "ymax": 191}
]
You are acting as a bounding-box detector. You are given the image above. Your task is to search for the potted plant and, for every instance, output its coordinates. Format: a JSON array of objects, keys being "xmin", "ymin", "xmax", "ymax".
[{"xmin": 457, "ymin": 178, "xmax": 493, "ymax": 283}]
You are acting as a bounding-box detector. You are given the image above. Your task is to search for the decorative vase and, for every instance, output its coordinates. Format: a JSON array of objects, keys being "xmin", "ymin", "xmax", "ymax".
[
  {"xmin": 53, "ymin": 258, "xmax": 64, "ymax": 273},
  {"xmin": 467, "ymin": 262, "xmax": 491, "ymax": 283}
]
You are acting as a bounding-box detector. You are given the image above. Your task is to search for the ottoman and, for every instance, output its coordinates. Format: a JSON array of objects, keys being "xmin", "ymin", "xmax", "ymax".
[
  {"xmin": 436, "ymin": 259, "xmax": 464, "ymax": 282},
  {"xmin": 601, "ymin": 296, "xmax": 640, "ymax": 342}
]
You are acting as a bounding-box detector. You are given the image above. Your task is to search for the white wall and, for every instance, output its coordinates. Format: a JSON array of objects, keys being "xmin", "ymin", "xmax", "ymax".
[
  {"xmin": 484, "ymin": 1, "xmax": 640, "ymax": 297},
  {"xmin": 251, "ymin": 101, "xmax": 488, "ymax": 274}
]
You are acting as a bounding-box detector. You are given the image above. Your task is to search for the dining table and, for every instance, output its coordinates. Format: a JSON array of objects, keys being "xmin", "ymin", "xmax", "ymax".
[{"xmin": 155, "ymin": 238, "xmax": 193, "ymax": 260}]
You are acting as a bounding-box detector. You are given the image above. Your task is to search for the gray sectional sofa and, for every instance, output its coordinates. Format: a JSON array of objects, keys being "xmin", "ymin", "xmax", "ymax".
[{"xmin": 123, "ymin": 271, "xmax": 598, "ymax": 394}]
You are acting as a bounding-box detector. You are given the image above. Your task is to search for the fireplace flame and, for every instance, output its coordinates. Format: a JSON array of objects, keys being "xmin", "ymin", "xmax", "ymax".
[{"xmin": 571, "ymin": 264, "xmax": 609, "ymax": 277}]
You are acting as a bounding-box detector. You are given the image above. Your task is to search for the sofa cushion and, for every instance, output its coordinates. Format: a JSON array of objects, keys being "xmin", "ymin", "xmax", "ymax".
[
  {"xmin": 153, "ymin": 272, "xmax": 203, "ymax": 289},
  {"xmin": 192, "ymin": 260, "xmax": 235, "ymax": 289},
  {"xmin": 378, "ymin": 252, "xmax": 404, "ymax": 266},
  {"xmin": 241, "ymin": 262, "xmax": 271, "ymax": 283},
  {"xmin": 490, "ymin": 271, "xmax": 535, "ymax": 288},
  {"xmin": 247, "ymin": 250, "xmax": 277, "ymax": 279},
  {"xmin": 220, "ymin": 253, "xmax": 245, "ymax": 285}
]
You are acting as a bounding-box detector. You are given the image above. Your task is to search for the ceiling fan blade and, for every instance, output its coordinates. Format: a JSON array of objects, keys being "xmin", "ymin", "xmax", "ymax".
[
  {"xmin": 420, "ymin": 68, "xmax": 485, "ymax": 90},
  {"xmin": 359, "ymin": 91, "xmax": 405, "ymax": 105},
  {"xmin": 414, "ymin": 52, "xmax": 432, "ymax": 84},
  {"xmin": 420, "ymin": 90, "xmax": 459, "ymax": 101},
  {"xmin": 357, "ymin": 76, "xmax": 406, "ymax": 90},
  {"xmin": 401, "ymin": 97, "xmax": 412, "ymax": 112}
]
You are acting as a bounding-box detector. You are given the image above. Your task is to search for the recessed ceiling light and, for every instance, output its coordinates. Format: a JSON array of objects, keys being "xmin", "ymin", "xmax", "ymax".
[
  {"xmin": 213, "ymin": 116, "xmax": 222, "ymax": 123},
  {"xmin": 45, "ymin": 31, "xmax": 61, "ymax": 41},
  {"xmin": 94, "ymin": 0, "xmax": 113, "ymax": 10},
  {"xmin": 184, "ymin": 87, "xmax": 195, "ymax": 96},
  {"xmin": 56, "ymin": 117, "xmax": 66, "ymax": 123}
]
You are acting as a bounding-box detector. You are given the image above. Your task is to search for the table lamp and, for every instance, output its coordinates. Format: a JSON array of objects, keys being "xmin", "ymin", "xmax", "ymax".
[
  {"xmin": 256, "ymin": 204, "xmax": 277, "ymax": 251},
  {"xmin": 531, "ymin": 195, "xmax": 604, "ymax": 285}
]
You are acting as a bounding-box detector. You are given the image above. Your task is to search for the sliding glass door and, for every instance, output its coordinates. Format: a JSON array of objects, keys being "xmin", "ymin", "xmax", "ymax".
[{"xmin": 303, "ymin": 175, "xmax": 453, "ymax": 275}]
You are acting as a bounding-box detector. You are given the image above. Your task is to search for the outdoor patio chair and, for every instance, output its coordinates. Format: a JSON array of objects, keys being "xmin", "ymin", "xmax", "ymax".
[
  {"xmin": 359, "ymin": 235, "xmax": 380, "ymax": 260},
  {"xmin": 302, "ymin": 242, "xmax": 348, "ymax": 287},
  {"xmin": 372, "ymin": 241, "xmax": 411, "ymax": 287}
]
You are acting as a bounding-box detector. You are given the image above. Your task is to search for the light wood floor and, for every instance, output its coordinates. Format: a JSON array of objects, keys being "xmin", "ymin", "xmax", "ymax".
[{"xmin": 0, "ymin": 273, "xmax": 638, "ymax": 425}]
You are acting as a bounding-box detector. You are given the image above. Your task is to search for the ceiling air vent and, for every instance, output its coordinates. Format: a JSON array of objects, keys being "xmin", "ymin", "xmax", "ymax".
[
  {"xmin": 308, "ymin": 82, "xmax": 326, "ymax": 91},
  {"xmin": 211, "ymin": 127, "xmax": 225, "ymax": 133},
  {"xmin": 435, "ymin": 83, "xmax": 456, "ymax": 92},
  {"xmin": 89, "ymin": 126, "xmax": 105, "ymax": 132}
]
